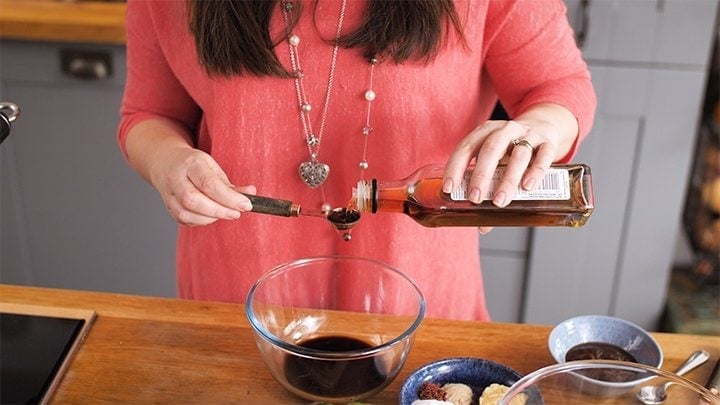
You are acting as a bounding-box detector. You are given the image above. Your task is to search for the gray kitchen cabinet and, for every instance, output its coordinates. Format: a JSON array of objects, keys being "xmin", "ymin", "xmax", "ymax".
[
  {"xmin": 527, "ymin": 66, "xmax": 706, "ymax": 326},
  {"xmin": 572, "ymin": 0, "xmax": 717, "ymax": 65},
  {"xmin": 481, "ymin": 228, "xmax": 530, "ymax": 322},
  {"xmin": 0, "ymin": 40, "xmax": 177, "ymax": 297},
  {"xmin": 481, "ymin": 0, "xmax": 718, "ymax": 327},
  {"xmin": 1, "ymin": 0, "xmax": 717, "ymax": 331}
]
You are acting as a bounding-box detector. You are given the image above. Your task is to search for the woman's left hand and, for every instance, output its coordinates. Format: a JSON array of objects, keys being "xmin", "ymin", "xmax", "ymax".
[{"xmin": 442, "ymin": 103, "xmax": 579, "ymax": 233}]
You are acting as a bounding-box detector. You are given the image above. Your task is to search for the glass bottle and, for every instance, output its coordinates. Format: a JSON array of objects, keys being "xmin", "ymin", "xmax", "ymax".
[{"xmin": 351, "ymin": 163, "xmax": 594, "ymax": 227}]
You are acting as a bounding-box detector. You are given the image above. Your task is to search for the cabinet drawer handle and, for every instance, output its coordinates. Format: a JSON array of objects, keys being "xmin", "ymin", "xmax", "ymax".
[
  {"xmin": 575, "ymin": 0, "xmax": 591, "ymax": 49},
  {"xmin": 60, "ymin": 49, "xmax": 113, "ymax": 80}
]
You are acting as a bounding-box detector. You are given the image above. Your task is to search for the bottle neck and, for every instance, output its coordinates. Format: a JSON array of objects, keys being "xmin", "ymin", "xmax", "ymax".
[{"xmin": 353, "ymin": 179, "xmax": 377, "ymax": 213}]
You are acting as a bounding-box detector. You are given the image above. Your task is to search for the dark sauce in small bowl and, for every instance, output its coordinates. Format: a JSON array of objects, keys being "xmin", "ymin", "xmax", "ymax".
[{"xmin": 566, "ymin": 342, "xmax": 640, "ymax": 382}]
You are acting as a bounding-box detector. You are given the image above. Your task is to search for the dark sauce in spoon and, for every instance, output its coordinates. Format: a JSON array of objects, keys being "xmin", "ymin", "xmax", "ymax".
[
  {"xmin": 327, "ymin": 208, "xmax": 361, "ymax": 230},
  {"xmin": 566, "ymin": 342, "xmax": 639, "ymax": 382}
]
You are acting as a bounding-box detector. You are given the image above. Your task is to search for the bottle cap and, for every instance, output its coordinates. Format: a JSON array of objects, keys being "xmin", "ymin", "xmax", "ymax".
[{"xmin": 353, "ymin": 180, "xmax": 370, "ymax": 212}]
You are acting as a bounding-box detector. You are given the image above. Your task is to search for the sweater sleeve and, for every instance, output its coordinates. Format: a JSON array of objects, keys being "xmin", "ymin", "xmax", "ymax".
[
  {"xmin": 117, "ymin": 0, "xmax": 201, "ymax": 158},
  {"xmin": 483, "ymin": 0, "xmax": 597, "ymax": 162}
]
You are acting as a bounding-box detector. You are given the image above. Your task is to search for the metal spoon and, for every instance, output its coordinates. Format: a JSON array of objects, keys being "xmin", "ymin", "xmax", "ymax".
[
  {"xmin": 326, "ymin": 207, "xmax": 361, "ymax": 231},
  {"xmin": 636, "ymin": 349, "xmax": 710, "ymax": 404},
  {"xmin": 243, "ymin": 194, "xmax": 362, "ymax": 232}
]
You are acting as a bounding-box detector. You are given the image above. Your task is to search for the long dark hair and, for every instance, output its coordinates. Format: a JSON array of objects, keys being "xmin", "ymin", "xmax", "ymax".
[{"xmin": 188, "ymin": 0, "xmax": 466, "ymax": 78}]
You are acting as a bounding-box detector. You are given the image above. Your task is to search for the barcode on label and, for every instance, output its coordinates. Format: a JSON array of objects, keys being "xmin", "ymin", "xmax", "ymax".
[{"xmin": 451, "ymin": 168, "xmax": 570, "ymax": 201}]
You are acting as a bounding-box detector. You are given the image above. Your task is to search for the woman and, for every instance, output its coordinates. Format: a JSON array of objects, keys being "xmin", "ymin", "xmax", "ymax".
[{"xmin": 118, "ymin": 0, "xmax": 596, "ymax": 320}]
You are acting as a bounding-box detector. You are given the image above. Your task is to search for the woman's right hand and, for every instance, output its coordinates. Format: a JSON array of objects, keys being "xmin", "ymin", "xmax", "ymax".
[
  {"xmin": 124, "ymin": 118, "xmax": 254, "ymax": 226},
  {"xmin": 150, "ymin": 146, "xmax": 255, "ymax": 226}
]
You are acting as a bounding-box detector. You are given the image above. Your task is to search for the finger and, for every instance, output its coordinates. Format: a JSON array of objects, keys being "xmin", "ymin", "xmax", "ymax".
[
  {"xmin": 522, "ymin": 141, "xmax": 556, "ymax": 190},
  {"xmin": 493, "ymin": 138, "xmax": 535, "ymax": 207},
  {"xmin": 178, "ymin": 188, "xmax": 243, "ymax": 220},
  {"xmin": 466, "ymin": 121, "xmax": 526, "ymax": 203},
  {"xmin": 168, "ymin": 185, "xmax": 257, "ymax": 226},
  {"xmin": 167, "ymin": 161, "xmax": 246, "ymax": 219},
  {"xmin": 165, "ymin": 196, "xmax": 222, "ymax": 226},
  {"xmin": 231, "ymin": 184, "xmax": 258, "ymax": 201},
  {"xmin": 443, "ymin": 121, "xmax": 505, "ymax": 195},
  {"xmin": 186, "ymin": 160, "xmax": 253, "ymax": 212},
  {"xmin": 478, "ymin": 226, "xmax": 494, "ymax": 235}
]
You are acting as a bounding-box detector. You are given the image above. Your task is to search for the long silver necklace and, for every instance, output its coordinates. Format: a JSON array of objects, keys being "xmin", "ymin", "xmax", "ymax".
[
  {"xmin": 282, "ymin": 0, "xmax": 377, "ymax": 218},
  {"xmin": 283, "ymin": 0, "xmax": 346, "ymax": 192}
]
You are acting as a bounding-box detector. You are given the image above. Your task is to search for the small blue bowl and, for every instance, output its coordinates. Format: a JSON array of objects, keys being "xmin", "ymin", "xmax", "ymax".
[
  {"xmin": 399, "ymin": 357, "xmax": 535, "ymax": 404},
  {"xmin": 548, "ymin": 315, "xmax": 663, "ymax": 397}
]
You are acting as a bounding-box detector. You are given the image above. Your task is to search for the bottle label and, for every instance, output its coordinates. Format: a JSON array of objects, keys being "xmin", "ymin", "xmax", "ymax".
[{"xmin": 451, "ymin": 168, "xmax": 571, "ymax": 201}]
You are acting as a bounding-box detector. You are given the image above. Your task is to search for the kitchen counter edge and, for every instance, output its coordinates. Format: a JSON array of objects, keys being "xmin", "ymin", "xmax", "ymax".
[{"xmin": 0, "ymin": 0, "xmax": 126, "ymax": 45}]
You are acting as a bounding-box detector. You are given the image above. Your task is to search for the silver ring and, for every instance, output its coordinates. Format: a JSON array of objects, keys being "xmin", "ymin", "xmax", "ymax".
[{"xmin": 511, "ymin": 138, "xmax": 535, "ymax": 152}]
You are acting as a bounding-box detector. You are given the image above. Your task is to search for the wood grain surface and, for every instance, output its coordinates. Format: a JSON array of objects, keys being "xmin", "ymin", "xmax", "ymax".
[
  {"xmin": 1, "ymin": 284, "xmax": 718, "ymax": 404},
  {"xmin": 0, "ymin": 0, "xmax": 125, "ymax": 44}
]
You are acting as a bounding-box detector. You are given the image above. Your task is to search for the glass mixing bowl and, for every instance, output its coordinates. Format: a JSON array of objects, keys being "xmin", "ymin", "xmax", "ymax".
[
  {"xmin": 499, "ymin": 360, "xmax": 720, "ymax": 404},
  {"xmin": 245, "ymin": 255, "xmax": 425, "ymax": 403}
]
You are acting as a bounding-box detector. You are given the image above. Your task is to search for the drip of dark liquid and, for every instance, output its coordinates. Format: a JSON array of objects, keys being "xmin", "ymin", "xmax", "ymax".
[
  {"xmin": 283, "ymin": 336, "xmax": 388, "ymax": 398},
  {"xmin": 565, "ymin": 342, "xmax": 639, "ymax": 382}
]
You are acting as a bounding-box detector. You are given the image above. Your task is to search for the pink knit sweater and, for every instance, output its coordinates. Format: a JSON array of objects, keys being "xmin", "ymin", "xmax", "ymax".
[{"xmin": 119, "ymin": 0, "xmax": 595, "ymax": 321}]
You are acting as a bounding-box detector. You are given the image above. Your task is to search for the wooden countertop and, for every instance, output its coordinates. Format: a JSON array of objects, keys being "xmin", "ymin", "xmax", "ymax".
[
  {"xmin": 0, "ymin": 0, "xmax": 126, "ymax": 45},
  {"xmin": 1, "ymin": 284, "xmax": 719, "ymax": 404}
]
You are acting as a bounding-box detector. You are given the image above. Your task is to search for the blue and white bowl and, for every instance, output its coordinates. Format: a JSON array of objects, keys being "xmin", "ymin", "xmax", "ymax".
[{"xmin": 399, "ymin": 357, "xmax": 541, "ymax": 404}]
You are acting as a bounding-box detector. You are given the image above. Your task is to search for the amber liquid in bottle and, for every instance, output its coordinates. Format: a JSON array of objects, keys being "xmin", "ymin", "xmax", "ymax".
[{"xmin": 353, "ymin": 164, "xmax": 594, "ymax": 227}]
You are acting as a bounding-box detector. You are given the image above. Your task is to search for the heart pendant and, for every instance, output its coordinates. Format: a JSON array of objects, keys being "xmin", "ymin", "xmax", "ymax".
[{"xmin": 299, "ymin": 161, "xmax": 330, "ymax": 188}]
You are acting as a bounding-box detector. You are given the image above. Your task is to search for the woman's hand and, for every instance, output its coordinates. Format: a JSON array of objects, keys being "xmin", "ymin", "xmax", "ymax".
[
  {"xmin": 125, "ymin": 118, "xmax": 254, "ymax": 226},
  {"xmin": 150, "ymin": 147, "xmax": 255, "ymax": 226},
  {"xmin": 443, "ymin": 103, "xmax": 579, "ymax": 233}
]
